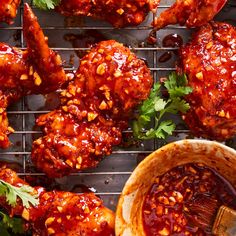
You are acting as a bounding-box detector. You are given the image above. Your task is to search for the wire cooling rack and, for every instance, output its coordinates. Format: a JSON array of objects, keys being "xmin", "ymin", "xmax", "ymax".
[{"xmin": 0, "ymin": 0, "xmax": 235, "ymax": 214}]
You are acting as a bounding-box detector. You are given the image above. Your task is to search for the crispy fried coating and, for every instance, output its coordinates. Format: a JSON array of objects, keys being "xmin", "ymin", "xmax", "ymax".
[
  {"xmin": 57, "ymin": 0, "xmax": 159, "ymax": 27},
  {"xmin": 0, "ymin": 0, "xmax": 159, "ymax": 26},
  {"xmin": 152, "ymin": 0, "xmax": 227, "ymax": 31},
  {"xmin": 0, "ymin": 0, "xmax": 21, "ymax": 24},
  {"xmin": 23, "ymin": 4, "xmax": 66, "ymax": 94},
  {"xmin": 32, "ymin": 40, "xmax": 153, "ymax": 178},
  {"xmin": 0, "ymin": 168, "xmax": 115, "ymax": 236},
  {"xmin": 180, "ymin": 22, "xmax": 236, "ymax": 140},
  {"xmin": 0, "ymin": 4, "xmax": 66, "ymax": 149},
  {"xmin": 32, "ymin": 111, "xmax": 123, "ymax": 178}
]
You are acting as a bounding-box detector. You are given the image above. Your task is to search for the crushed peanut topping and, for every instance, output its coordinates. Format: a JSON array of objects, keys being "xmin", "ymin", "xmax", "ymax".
[
  {"xmin": 22, "ymin": 208, "xmax": 30, "ymax": 221},
  {"xmin": 114, "ymin": 70, "xmax": 122, "ymax": 77},
  {"xmin": 20, "ymin": 74, "xmax": 28, "ymax": 80},
  {"xmin": 7, "ymin": 126, "xmax": 15, "ymax": 133},
  {"xmin": 87, "ymin": 112, "xmax": 98, "ymax": 121},
  {"xmin": 65, "ymin": 159, "xmax": 73, "ymax": 167},
  {"xmin": 45, "ymin": 217, "xmax": 55, "ymax": 225},
  {"xmin": 96, "ymin": 63, "xmax": 106, "ymax": 75},
  {"xmin": 99, "ymin": 100, "xmax": 108, "ymax": 110},
  {"xmin": 33, "ymin": 71, "xmax": 42, "ymax": 86},
  {"xmin": 57, "ymin": 206, "xmax": 63, "ymax": 213},
  {"xmin": 195, "ymin": 71, "xmax": 203, "ymax": 80},
  {"xmin": 47, "ymin": 228, "xmax": 55, "ymax": 235},
  {"xmin": 116, "ymin": 8, "xmax": 124, "ymax": 15}
]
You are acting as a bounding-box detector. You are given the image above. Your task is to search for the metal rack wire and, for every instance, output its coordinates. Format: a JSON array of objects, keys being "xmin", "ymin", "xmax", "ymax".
[{"xmin": 0, "ymin": 0, "xmax": 235, "ymax": 215}]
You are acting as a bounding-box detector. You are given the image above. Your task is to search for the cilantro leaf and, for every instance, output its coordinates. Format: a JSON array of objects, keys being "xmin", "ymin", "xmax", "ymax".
[
  {"xmin": 0, "ymin": 223, "xmax": 11, "ymax": 236},
  {"xmin": 132, "ymin": 72, "xmax": 192, "ymax": 140},
  {"xmin": 165, "ymin": 97, "xmax": 191, "ymax": 114},
  {"xmin": 164, "ymin": 72, "xmax": 192, "ymax": 98},
  {"xmin": 33, "ymin": 0, "xmax": 61, "ymax": 10},
  {"xmin": 154, "ymin": 120, "xmax": 176, "ymax": 139},
  {"xmin": 0, "ymin": 180, "xmax": 39, "ymax": 208},
  {"xmin": 0, "ymin": 211, "xmax": 24, "ymax": 234},
  {"xmin": 154, "ymin": 98, "xmax": 167, "ymax": 112},
  {"xmin": 140, "ymin": 83, "xmax": 161, "ymax": 116}
]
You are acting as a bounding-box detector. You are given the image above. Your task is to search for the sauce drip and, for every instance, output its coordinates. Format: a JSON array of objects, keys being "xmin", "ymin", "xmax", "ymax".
[
  {"xmin": 158, "ymin": 34, "xmax": 183, "ymax": 63},
  {"xmin": 158, "ymin": 51, "xmax": 172, "ymax": 63},
  {"xmin": 162, "ymin": 33, "xmax": 183, "ymax": 48},
  {"xmin": 142, "ymin": 163, "xmax": 236, "ymax": 236}
]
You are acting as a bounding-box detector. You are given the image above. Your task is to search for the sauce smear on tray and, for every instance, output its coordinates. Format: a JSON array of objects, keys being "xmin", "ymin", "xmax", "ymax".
[{"xmin": 142, "ymin": 163, "xmax": 236, "ymax": 236}]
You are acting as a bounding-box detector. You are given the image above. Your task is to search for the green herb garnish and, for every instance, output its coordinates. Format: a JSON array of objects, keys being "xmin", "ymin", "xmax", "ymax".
[
  {"xmin": 132, "ymin": 72, "xmax": 192, "ymax": 140},
  {"xmin": 0, "ymin": 211, "xmax": 24, "ymax": 236},
  {"xmin": 33, "ymin": 0, "xmax": 61, "ymax": 10},
  {"xmin": 0, "ymin": 180, "xmax": 39, "ymax": 208},
  {"xmin": 0, "ymin": 180, "xmax": 39, "ymax": 235}
]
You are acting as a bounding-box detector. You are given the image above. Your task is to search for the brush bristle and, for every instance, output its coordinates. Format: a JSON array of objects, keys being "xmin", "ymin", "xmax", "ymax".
[{"xmin": 184, "ymin": 194, "xmax": 220, "ymax": 233}]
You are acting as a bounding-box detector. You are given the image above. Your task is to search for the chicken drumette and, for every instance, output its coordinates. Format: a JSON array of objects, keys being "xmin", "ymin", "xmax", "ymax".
[
  {"xmin": 0, "ymin": 4, "xmax": 66, "ymax": 148},
  {"xmin": 152, "ymin": 0, "xmax": 227, "ymax": 31},
  {"xmin": 57, "ymin": 0, "xmax": 159, "ymax": 27},
  {"xmin": 0, "ymin": 0, "xmax": 159, "ymax": 27},
  {"xmin": 0, "ymin": 167, "xmax": 115, "ymax": 235},
  {"xmin": 180, "ymin": 22, "xmax": 236, "ymax": 140},
  {"xmin": 0, "ymin": 0, "xmax": 21, "ymax": 24},
  {"xmin": 31, "ymin": 40, "xmax": 153, "ymax": 178}
]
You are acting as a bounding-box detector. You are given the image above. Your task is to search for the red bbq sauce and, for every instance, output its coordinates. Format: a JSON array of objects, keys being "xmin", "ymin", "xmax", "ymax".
[{"xmin": 142, "ymin": 163, "xmax": 236, "ymax": 236}]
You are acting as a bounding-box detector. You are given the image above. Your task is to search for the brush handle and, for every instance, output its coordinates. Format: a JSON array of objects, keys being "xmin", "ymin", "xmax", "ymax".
[{"xmin": 212, "ymin": 206, "xmax": 236, "ymax": 236}]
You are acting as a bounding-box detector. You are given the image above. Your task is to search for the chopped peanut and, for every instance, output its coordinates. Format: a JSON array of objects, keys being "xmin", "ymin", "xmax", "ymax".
[
  {"xmin": 96, "ymin": 63, "xmax": 106, "ymax": 75},
  {"xmin": 20, "ymin": 74, "xmax": 28, "ymax": 80},
  {"xmin": 45, "ymin": 217, "xmax": 55, "ymax": 225},
  {"xmin": 47, "ymin": 228, "xmax": 55, "ymax": 235},
  {"xmin": 116, "ymin": 8, "xmax": 124, "ymax": 15},
  {"xmin": 195, "ymin": 71, "xmax": 203, "ymax": 80},
  {"xmin": 22, "ymin": 208, "xmax": 30, "ymax": 221},
  {"xmin": 33, "ymin": 71, "xmax": 42, "ymax": 86}
]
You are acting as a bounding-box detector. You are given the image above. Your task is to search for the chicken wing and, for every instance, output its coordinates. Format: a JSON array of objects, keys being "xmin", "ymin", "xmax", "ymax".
[
  {"xmin": 32, "ymin": 40, "xmax": 153, "ymax": 178},
  {"xmin": 0, "ymin": 167, "xmax": 115, "ymax": 235},
  {"xmin": 57, "ymin": 0, "xmax": 160, "ymax": 27},
  {"xmin": 0, "ymin": 0, "xmax": 21, "ymax": 24},
  {"xmin": 152, "ymin": 0, "xmax": 227, "ymax": 31},
  {"xmin": 0, "ymin": 4, "xmax": 66, "ymax": 148},
  {"xmin": 180, "ymin": 22, "xmax": 236, "ymax": 140}
]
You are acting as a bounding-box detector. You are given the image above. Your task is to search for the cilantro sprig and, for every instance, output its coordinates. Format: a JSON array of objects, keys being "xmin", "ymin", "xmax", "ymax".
[
  {"xmin": 0, "ymin": 211, "xmax": 24, "ymax": 236},
  {"xmin": 132, "ymin": 72, "xmax": 192, "ymax": 140},
  {"xmin": 0, "ymin": 180, "xmax": 39, "ymax": 235},
  {"xmin": 0, "ymin": 180, "xmax": 39, "ymax": 208},
  {"xmin": 33, "ymin": 0, "xmax": 61, "ymax": 10}
]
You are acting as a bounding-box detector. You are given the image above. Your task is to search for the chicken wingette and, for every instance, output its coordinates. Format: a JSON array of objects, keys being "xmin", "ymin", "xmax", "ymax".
[
  {"xmin": 152, "ymin": 0, "xmax": 227, "ymax": 31},
  {"xmin": 0, "ymin": 0, "xmax": 159, "ymax": 27},
  {"xmin": 0, "ymin": 167, "xmax": 115, "ymax": 235},
  {"xmin": 32, "ymin": 40, "xmax": 153, "ymax": 178},
  {"xmin": 0, "ymin": 4, "xmax": 66, "ymax": 148},
  {"xmin": 57, "ymin": 0, "xmax": 159, "ymax": 27},
  {"xmin": 180, "ymin": 22, "xmax": 236, "ymax": 140}
]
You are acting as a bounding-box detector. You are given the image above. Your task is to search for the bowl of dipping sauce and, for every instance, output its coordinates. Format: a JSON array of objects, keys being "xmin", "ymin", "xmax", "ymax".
[{"xmin": 115, "ymin": 139, "xmax": 236, "ymax": 236}]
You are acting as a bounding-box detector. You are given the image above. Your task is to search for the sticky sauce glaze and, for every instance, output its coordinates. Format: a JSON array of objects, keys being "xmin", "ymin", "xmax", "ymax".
[{"xmin": 142, "ymin": 163, "xmax": 236, "ymax": 236}]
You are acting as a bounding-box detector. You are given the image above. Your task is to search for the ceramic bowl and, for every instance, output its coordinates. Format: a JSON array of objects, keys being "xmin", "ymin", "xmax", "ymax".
[{"xmin": 115, "ymin": 139, "xmax": 236, "ymax": 236}]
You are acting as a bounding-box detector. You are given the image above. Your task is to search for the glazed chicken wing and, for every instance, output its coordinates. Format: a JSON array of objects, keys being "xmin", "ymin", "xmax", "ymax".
[
  {"xmin": 32, "ymin": 40, "xmax": 153, "ymax": 178},
  {"xmin": 0, "ymin": 4, "xmax": 66, "ymax": 148},
  {"xmin": 0, "ymin": 168, "xmax": 115, "ymax": 235},
  {"xmin": 152, "ymin": 0, "xmax": 227, "ymax": 31},
  {"xmin": 0, "ymin": 0, "xmax": 21, "ymax": 24},
  {"xmin": 180, "ymin": 22, "xmax": 236, "ymax": 140},
  {"xmin": 57, "ymin": 0, "xmax": 159, "ymax": 27}
]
